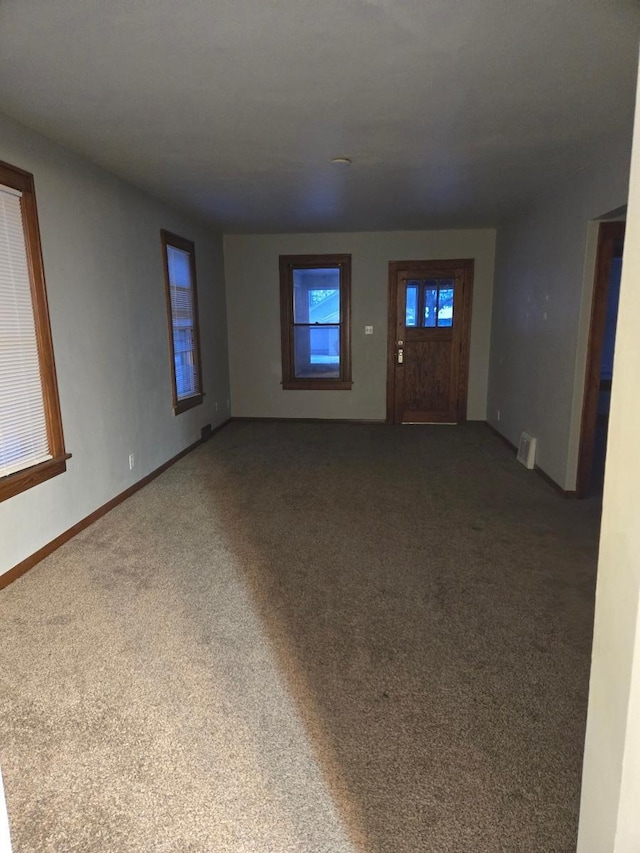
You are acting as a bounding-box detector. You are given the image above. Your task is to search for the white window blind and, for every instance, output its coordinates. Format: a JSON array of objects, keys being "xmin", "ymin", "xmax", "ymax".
[
  {"xmin": 167, "ymin": 244, "xmax": 199, "ymax": 400},
  {"xmin": 0, "ymin": 183, "xmax": 51, "ymax": 479}
]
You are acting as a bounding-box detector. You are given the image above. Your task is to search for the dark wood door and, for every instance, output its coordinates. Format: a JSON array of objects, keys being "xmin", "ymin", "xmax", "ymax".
[
  {"xmin": 576, "ymin": 221, "xmax": 625, "ymax": 497},
  {"xmin": 387, "ymin": 259, "xmax": 473, "ymax": 424}
]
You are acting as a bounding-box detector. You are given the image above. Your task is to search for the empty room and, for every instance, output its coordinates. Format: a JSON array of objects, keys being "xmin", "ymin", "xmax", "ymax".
[{"xmin": 1, "ymin": 2, "xmax": 640, "ymax": 852}]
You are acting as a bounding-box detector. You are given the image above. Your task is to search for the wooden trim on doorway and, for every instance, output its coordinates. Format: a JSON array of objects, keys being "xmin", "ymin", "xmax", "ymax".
[
  {"xmin": 386, "ymin": 259, "xmax": 474, "ymax": 424},
  {"xmin": 576, "ymin": 222, "xmax": 625, "ymax": 498}
]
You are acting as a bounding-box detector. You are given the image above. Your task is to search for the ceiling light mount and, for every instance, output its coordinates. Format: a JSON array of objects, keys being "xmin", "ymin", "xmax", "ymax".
[{"xmin": 331, "ymin": 157, "xmax": 352, "ymax": 167}]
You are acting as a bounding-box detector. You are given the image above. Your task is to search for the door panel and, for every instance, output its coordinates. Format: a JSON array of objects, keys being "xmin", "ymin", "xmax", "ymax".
[
  {"xmin": 403, "ymin": 340, "xmax": 452, "ymax": 419},
  {"xmin": 387, "ymin": 260, "xmax": 474, "ymax": 424}
]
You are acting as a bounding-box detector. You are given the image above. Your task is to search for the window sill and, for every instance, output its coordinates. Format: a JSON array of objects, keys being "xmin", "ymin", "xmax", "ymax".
[
  {"xmin": 0, "ymin": 453, "xmax": 71, "ymax": 503},
  {"xmin": 282, "ymin": 380, "xmax": 353, "ymax": 391},
  {"xmin": 173, "ymin": 394, "xmax": 203, "ymax": 415}
]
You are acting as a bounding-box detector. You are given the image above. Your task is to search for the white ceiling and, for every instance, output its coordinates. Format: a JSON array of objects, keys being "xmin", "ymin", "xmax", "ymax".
[{"xmin": 0, "ymin": 0, "xmax": 639, "ymax": 233}]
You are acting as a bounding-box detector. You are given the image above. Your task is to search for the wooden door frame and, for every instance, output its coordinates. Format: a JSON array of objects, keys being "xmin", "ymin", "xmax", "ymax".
[
  {"xmin": 386, "ymin": 259, "xmax": 474, "ymax": 424},
  {"xmin": 576, "ymin": 221, "xmax": 625, "ymax": 498}
]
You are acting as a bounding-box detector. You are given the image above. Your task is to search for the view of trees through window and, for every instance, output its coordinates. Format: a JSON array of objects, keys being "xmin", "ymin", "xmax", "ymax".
[{"xmin": 405, "ymin": 279, "xmax": 454, "ymax": 328}]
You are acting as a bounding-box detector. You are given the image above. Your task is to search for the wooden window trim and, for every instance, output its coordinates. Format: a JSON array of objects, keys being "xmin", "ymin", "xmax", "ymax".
[
  {"xmin": 0, "ymin": 160, "xmax": 69, "ymax": 503},
  {"xmin": 161, "ymin": 229, "xmax": 204, "ymax": 415},
  {"xmin": 279, "ymin": 253, "xmax": 352, "ymax": 391}
]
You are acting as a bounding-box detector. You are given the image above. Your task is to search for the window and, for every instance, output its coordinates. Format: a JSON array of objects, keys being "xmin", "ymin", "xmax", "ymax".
[
  {"xmin": 0, "ymin": 160, "xmax": 68, "ymax": 503},
  {"xmin": 405, "ymin": 279, "xmax": 454, "ymax": 328},
  {"xmin": 161, "ymin": 230, "xmax": 203, "ymax": 414},
  {"xmin": 279, "ymin": 254, "xmax": 352, "ymax": 390}
]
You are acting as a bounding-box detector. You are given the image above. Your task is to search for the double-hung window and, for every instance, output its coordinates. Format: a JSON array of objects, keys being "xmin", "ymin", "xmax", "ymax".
[
  {"xmin": 161, "ymin": 230, "xmax": 203, "ymax": 414},
  {"xmin": 279, "ymin": 254, "xmax": 352, "ymax": 390},
  {"xmin": 0, "ymin": 160, "xmax": 67, "ymax": 502}
]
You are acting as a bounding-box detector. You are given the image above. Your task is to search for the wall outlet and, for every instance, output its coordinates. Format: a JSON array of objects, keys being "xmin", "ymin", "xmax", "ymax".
[
  {"xmin": 128, "ymin": 453, "xmax": 135, "ymax": 470},
  {"xmin": 497, "ymin": 409, "xmax": 501, "ymax": 421},
  {"xmin": 365, "ymin": 325, "xmax": 373, "ymax": 335}
]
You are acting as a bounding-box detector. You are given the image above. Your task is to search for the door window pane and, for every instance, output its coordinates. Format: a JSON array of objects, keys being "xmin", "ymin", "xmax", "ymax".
[
  {"xmin": 423, "ymin": 280, "xmax": 454, "ymax": 328},
  {"xmin": 438, "ymin": 286, "xmax": 454, "ymax": 327},
  {"xmin": 405, "ymin": 283, "xmax": 419, "ymax": 326},
  {"xmin": 424, "ymin": 287, "xmax": 438, "ymax": 327}
]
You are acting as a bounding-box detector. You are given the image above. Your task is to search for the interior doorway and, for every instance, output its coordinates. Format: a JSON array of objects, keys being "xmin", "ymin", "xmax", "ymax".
[
  {"xmin": 386, "ymin": 259, "xmax": 473, "ymax": 424},
  {"xmin": 577, "ymin": 221, "xmax": 625, "ymax": 498}
]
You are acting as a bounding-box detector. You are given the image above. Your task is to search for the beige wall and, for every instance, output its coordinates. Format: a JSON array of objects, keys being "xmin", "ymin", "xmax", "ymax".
[
  {"xmin": 487, "ymin": 145, "xmax": 631, "ymax": 489},
  {"xmin": 577, "ymin": 58, "xmax": 640, "ymax": 852},
  {"xmin": 224, "ymin": 230, "xmax": 496, "ymax": 421},
  {"xmin": 0, "ymin": 113, "xmax": 230, "ymax": 577}
]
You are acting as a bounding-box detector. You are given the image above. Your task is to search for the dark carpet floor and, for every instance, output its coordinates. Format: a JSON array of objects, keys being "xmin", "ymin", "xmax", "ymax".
[{"xmin": 0, "ymin": 422, "xmax": 601, "ymax": 852}]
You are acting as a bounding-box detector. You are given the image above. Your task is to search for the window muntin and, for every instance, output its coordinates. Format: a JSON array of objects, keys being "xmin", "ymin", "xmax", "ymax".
[
  {"xmin": 280, "ymin": 255, "xmax": 352, "ymax": 390},
  {"xmin": 161, "ymin": 230, "xmax": 203, "ymax": 414},
  {"xmin": 0, "ymin": 160, "xmax": 68, "ymax": 502}
]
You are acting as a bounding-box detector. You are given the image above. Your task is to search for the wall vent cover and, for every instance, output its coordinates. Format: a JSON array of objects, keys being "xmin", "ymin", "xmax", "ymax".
[{"xmin": 517, "ymin": 432, "xmax": 537, "ymax": 469}]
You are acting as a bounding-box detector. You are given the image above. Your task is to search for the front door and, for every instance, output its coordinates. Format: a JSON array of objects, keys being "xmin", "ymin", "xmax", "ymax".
[{"xmin": 387, "ymin": 259, "xmax": 474, "ymax": 424}]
